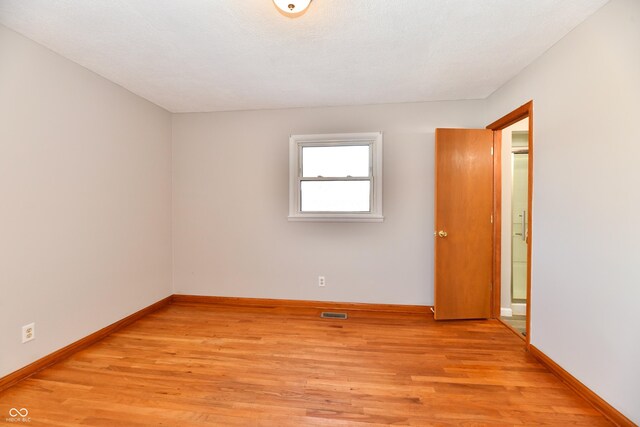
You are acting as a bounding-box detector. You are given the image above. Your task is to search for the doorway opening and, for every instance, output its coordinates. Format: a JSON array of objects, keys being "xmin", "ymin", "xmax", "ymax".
[
  {"xmin": 501, "ymin": 121, "xmax": 528, "ymax": 335},
  {"xmin": 487, "ymin": 102, "xmax": 533, "ymax": 345}
]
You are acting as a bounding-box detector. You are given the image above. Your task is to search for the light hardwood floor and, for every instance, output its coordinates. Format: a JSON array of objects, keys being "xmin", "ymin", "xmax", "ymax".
[{"xmin": 0, "ymin": 302, "xmax": 610, "ymax": 426}]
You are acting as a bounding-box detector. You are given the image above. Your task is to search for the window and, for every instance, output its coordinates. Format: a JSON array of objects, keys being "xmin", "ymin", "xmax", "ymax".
[{"xmin": 288, "ymin": 132, "xmax": 383, "ymax": 222}]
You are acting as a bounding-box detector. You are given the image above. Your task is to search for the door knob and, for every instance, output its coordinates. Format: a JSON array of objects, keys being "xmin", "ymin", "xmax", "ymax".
[{"xmin": 438, "ymin": 230, "xmax": 448, "ymax": 238}]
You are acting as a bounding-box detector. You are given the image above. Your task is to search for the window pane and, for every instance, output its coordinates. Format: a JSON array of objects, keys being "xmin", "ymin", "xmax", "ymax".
[
  {"xmin": 302, "ymin": 145, "xmax": 369, "ymax": 177},
  {"xmin": 300, "ymin": 181, "xmax": 370, "ymax": 212}
]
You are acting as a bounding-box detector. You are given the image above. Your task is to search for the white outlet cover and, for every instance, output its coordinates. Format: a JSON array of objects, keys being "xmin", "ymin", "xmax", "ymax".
[{"xmin": 22, "ymin": 323, "xmax": 35, "ymax": 343}]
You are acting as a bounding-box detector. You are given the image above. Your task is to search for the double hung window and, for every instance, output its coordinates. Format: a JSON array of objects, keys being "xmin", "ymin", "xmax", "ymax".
[{"xmin": 288, "ymin": 132, "xmax": 383, "ymax": 222}]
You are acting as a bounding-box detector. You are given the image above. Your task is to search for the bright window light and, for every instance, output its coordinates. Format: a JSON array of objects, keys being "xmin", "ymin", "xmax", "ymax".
[
  {"xmin": 301, "ymin": 180, "xmax": 371, "ymax": 212},
  {"xmin": 302, "ymin": 146, "xmax": 370, "ymax": 178}
]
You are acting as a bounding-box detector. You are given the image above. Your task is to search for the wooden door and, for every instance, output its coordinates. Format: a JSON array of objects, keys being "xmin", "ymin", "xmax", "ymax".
[{"xmin": 434, "ymin": 129, "xmax": 494, "ymax": 320}]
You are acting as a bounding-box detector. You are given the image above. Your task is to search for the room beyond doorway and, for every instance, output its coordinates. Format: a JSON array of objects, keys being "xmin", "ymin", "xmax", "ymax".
[{"xmin": 500, "ymin": 119, "xmax": 529, "ymax": 336}]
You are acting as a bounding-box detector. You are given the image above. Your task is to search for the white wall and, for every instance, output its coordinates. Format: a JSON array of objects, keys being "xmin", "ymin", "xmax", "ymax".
[
  {"xmin": 0, "ymin": 26, "xmax": 173, "ymax": 377},
  {"xmin": 486, "ymin": 0, "xmax": 640, "ymax": 422},
  {"xmin": 172, "ymin": 101, "xmax": 484, "ymax": 305}
]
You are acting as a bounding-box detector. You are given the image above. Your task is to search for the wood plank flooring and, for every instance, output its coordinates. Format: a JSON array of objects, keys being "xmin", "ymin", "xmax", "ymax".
[{"xmin": 0, "ymin": 303, "xmax": 611, "ymax": 426}]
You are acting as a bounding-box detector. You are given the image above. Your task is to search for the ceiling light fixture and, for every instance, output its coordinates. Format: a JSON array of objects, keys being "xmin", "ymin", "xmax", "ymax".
[{"xmin": 273, "ymin": 0, "xmax": 312, "ymax": 17}]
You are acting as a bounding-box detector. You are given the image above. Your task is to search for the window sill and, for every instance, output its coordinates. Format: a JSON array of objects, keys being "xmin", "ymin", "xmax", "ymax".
[{"xmin": 288, "ymin": 215, "xmax": 384, "ymax": 223}]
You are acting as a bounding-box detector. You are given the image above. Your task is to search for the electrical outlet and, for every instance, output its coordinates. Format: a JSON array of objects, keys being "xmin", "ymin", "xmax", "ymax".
[
  {"xmin": 318, "ymin": 276, "xmax": 326, "ymax": 287},
  {"xmin": 22, "ymin": 323, "xmax": 35, "ymax": 343}
]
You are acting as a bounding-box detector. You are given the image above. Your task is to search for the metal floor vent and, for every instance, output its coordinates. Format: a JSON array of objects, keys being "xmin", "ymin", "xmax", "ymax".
[{"xmin": 320, "ymin": 312, "xmax": 348, "ymax": 320}]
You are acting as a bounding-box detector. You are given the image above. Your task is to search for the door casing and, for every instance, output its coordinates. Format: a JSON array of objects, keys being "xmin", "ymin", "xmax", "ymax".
[{"xmin": 486, "ymin": 101, "xmax": 534, "ymax": 347}]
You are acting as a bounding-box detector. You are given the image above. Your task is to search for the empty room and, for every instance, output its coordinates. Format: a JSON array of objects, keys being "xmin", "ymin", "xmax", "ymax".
[{"xmin": 0, "ymin": 0, "xmax": 638, "ymax": 425}]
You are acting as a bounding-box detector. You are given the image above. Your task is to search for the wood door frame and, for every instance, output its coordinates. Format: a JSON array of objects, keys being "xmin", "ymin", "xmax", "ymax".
[{"xmin": 486, "ymin": 101, "xmax": 533, "ymax": 347}]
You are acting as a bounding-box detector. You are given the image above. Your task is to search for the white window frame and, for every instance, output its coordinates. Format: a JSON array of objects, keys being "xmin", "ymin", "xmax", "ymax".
[{"xmin": 288, "ymin": 132, "xmax": 383, "ymax": 222}]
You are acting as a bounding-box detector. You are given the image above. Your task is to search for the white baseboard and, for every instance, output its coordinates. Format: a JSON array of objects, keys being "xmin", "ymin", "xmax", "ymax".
[
  {"xmin": 511, "ymin": 303, "xmax": 526, "ymax": 316},
  {"xmin": 500, "ymin": 307, "xmax": 513, "ymax": 317}
]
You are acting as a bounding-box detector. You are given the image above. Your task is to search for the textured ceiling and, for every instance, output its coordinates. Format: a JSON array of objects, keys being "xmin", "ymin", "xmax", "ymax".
[{"xmin": 0, "ymin": 0, "xmax": 608, "ymax": 113}]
